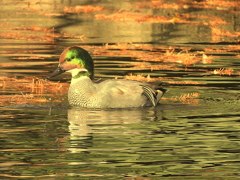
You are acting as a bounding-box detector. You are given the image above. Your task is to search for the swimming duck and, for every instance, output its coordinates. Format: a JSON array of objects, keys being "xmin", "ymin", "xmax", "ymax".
[{"xmin": 48, "ymin": 46, "xmax": 166, "ymax": 108}]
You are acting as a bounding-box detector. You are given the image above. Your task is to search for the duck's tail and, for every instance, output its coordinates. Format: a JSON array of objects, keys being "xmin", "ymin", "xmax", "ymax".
[{"xmin": 155, "ymin": 87, "xmax": 167, "ymax": 105}]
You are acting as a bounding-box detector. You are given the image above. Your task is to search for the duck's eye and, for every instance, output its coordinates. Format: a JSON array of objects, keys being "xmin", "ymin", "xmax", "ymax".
[{"xmin": 66, "ymin": 58, "xmax": 71, "ymax": 62}]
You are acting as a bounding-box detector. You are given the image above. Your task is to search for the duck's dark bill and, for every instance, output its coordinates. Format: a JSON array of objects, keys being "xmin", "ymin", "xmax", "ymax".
[{"xmin": 48, "ymin": 66, "xmax": 65, "ymax": 79}]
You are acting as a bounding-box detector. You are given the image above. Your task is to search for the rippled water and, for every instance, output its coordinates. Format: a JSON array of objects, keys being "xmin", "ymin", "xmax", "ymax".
[{"xmin": 1, "ymin": 0, "xmax": 240, "ymax": 179}]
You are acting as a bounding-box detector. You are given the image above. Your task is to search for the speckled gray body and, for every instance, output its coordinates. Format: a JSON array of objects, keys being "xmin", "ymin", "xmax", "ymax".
[{"xmin": 68, "ymin": 76, "xmax": 164, "ymax": 108}]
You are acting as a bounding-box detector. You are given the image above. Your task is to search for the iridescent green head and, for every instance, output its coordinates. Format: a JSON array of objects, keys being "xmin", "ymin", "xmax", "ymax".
[{"xmin": 48, "ymin": 46, "xmax": 94, "ymax": 79}]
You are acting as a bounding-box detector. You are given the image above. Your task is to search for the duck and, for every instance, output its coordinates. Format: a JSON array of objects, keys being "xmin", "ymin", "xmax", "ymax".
[{"xmin": 48, "ymin": 46, "xmax": 166, "ymax": 108}]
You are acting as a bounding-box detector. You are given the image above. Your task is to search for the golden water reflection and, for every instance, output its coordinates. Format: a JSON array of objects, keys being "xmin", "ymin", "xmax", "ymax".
[{"xmin": 1, "ymin": 0, "xmax": 240, "ymax": 179}]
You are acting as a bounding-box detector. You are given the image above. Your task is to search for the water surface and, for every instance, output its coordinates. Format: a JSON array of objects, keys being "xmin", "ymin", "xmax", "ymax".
[{"xmin": 1, "ymin": 0, "xmax": 240, "ymax": 179}]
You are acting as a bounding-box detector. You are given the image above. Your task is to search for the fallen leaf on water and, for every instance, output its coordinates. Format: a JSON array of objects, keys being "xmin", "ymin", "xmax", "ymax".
[
  {"xmin": 212, "ymin": 68, "xmax": 235, "ymax": 76},
  {"xmin": 64, "ymin": 5, "xmax": 106, "ymax": 14},
  {"xmin": 0, "ymin": 76, "xmax": 69, "ymax": 106},
  {"xmin": 95, "ymin": 12, "xmax": 180, "ymax": 23},
  {"xmin": 170, "ymin": 92, "xmax": 200, "ymax": 104},
  {"xmin": 124, "ymin": 73, "xmax": 168, "ymax": 82}
]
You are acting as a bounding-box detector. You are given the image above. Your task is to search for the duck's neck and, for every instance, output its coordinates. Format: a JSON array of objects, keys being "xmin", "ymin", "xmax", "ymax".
[
  {"xmin": 70, "ymin": 75, "xmax": 92, "ymax": 85},
  {"xmin": 72, "ymin": 72, "xmax": 91, "ymax": 79},
  {"xmin": 68, "ymin": 68, "xmax": 94, "ymax": 81}
]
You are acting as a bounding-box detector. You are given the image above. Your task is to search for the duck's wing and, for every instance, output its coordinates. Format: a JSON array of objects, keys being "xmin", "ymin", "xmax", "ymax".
[
  {"xmin": 141, "ymin": 85, "xmax": 157, "ymax": 106},
  {"xmin": 141, "ymin": 82, "xmax": 167, "ymax": 106},
  {"xmin": 95, "ymin": 79, "xmax": 143, "ymax": 97},
  {"xmin": 95, "ymin": 79, "xmax": 166, "ymax": 106}
]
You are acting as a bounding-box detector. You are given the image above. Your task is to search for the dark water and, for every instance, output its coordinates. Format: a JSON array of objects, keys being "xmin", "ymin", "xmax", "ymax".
[{"xmin": 1, "ymin": 0, "xmax": 240, "ymax": 179}]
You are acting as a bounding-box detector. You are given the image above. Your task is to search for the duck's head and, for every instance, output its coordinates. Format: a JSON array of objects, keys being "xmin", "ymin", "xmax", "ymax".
[{"xmin": 48, "ymin": 46, "xmax": 94, "ymax": 79}]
